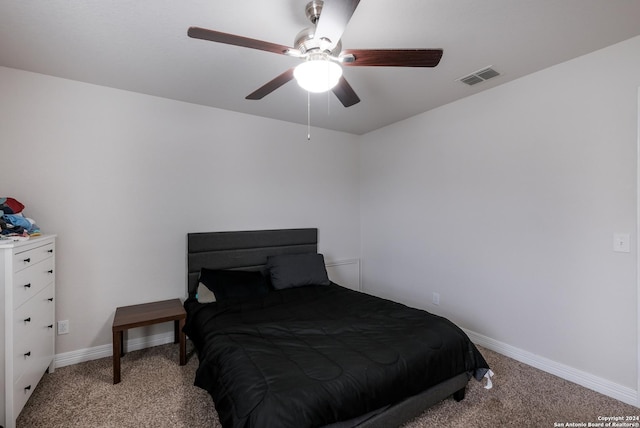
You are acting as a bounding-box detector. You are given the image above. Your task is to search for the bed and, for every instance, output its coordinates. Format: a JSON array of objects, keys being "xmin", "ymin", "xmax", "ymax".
[{"xmin": 184, "ymin": 228, "xmax": 490, "ymax": 428}]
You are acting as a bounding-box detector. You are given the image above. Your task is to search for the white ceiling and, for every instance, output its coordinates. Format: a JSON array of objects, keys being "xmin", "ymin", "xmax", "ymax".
[{"xmin": 2, "ymin": 0, "xmax": 640, "ymax": 135}]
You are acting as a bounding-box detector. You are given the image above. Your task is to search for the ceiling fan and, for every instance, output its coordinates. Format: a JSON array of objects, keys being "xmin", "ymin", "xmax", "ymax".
[{"xmin": 188, "ymin": 0, "xmax": 443, "ymax": 107}]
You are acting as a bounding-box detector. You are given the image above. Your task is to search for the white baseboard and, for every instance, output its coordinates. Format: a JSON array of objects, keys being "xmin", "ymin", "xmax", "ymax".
[
  {"xmin": 463, "ymin": 328, "xmax": 639, "ymax": 407},
  {"xmin": 53, "ymin": 326, "xmax": 638, "ymax": 408},
  {"xmin": 54, "ymin": 331, "xmax": 176, "ymax": 368}
]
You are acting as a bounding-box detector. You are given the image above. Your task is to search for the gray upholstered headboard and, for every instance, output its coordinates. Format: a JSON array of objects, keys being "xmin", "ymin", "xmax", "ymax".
[{"xmin": 186, "ymin": 228, "xmax": 318, "ymax": 298}]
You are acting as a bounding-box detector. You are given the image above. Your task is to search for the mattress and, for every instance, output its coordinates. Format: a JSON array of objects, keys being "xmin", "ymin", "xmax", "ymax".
[{"xmin": 184, "ymin": 283, "xmax": 489, "ymax": 428}]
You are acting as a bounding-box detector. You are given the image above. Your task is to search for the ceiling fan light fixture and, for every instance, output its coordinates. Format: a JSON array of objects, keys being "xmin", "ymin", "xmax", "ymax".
[
  {"xmin": 188, "ymin": 0, "xmax": 441, "ymax": 108},
  {"xmin": 294, "ymin": 56, "xmax": 342, "ymax": 93}
]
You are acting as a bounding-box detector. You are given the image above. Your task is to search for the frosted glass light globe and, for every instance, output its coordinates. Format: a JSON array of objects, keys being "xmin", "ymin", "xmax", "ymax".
[{"xmin": 294, "ymin": 58, "xmax": 343, "ymax": 93}]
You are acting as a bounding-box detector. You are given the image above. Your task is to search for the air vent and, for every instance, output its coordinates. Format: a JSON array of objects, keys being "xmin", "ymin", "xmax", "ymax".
[
  {"xmin": 460, "ymin": 75, "xmax": 484, "ymax": 86},
  {"xmin": 458, "ymin": 66, "xmax": 500, "ymax": 86}
]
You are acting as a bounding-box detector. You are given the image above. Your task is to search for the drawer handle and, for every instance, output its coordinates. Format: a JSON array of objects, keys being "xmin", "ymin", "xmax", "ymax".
[
  {"xmin": 48, "ymin": 269, "xmax": 54, "ymax": 274},
  {"xmin": 23, "ymin": 257, "xmax": 31, "ymax": 263},
  {"xmin": 24, "ymin": 317, "xmax": 31, "ymax": 323},
  {"xmin": 48, "ymin": 324, "xmax": 54, "ymax": 329},
  {"xmin": 24, "ymin": 283, "xmax": 31, "ymax": 289},
  {"xmin": 48, "ymin": 298, "xmax": 54, "ymax": 302},
  {"xmin": 48, "ymin": 249, "xmax": 53, "ymax": 253},
  {"xmin": 24, "ymin": 351, "xmax": 31, "ymax": 358},
  {"xmin": 24, "ymin": 385, "xmax": 32, "ymax": 393}
]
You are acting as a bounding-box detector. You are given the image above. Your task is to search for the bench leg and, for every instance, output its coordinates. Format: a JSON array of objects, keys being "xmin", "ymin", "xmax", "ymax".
[
  {"xmin": 113, "ymin": 330, "xmax": 121, "ymax": 384},
  {"xmin": 178, "ymin": 318, "xmax": 186, "ymax": 365}
]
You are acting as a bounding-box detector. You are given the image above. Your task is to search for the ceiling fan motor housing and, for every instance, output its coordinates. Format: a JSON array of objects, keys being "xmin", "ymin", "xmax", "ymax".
[{"xmin": 294, "ymin": 27, "xmax": 342, "ymax": 56}]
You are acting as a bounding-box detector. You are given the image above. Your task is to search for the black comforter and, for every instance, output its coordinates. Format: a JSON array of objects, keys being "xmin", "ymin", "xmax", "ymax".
[{"xmin": 184, "ymin": 284, "xmax": 489, "ymax": 428}]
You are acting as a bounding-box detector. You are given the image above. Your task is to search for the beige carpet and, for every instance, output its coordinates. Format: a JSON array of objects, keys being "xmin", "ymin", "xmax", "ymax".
[{"xmin": 17, "ymin": 343, "xmax": 638, "ymax": 427}]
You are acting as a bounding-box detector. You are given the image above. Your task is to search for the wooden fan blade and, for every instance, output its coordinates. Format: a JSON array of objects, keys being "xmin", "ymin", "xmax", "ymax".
[
  {"xmin": 314, "ymin": 0, "xmax": 361, "ymax": 49},
  {"xmin": 332, "ymin": 76, "xmax": 360, "ymax": 107},
  {"xmin": 246, "ymin": 68, "xmax": 295, "ymax": 100},
  {"xmin": 188, "ymin": 27, "xmax": 291, "ymax": 55},
  {"xmin": 342, "ymin": 49, "xmax": 443, "ymax": 67}
]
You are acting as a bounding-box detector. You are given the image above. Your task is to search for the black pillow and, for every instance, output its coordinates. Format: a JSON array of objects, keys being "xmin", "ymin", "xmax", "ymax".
[
  {"xmin": 198, "ymin": 268, "xmax": 269, "ymax": 302},
  {"xmin": 267, "ymin": 253, "xmax": 331, "ymax": 290}
]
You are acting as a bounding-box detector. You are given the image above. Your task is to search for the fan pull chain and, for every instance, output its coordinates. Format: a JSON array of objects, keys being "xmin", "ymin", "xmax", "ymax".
[{"xmin": 307, "ymin": 90, "xmax": 311, "ymax": 141}]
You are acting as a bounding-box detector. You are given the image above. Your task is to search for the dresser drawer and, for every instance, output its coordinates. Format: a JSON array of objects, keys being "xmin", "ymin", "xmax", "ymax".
[
  {"xmin": 12, "ymin": 363, "xmax": 43, "ymax": 419},
  {"xmin": 12, "ymin": 242, "xmax": 54, "ymax": 274},
  {"xmin": 13, "ymin": 331, "xmax": 52, "ymax": 385},
  {"xmin": 13, "ymin": 320, "xmax": 54, "ymax": 417},
  {"xmin": 12, "ymin": 284, "xmax": 55, "ymax": 383},
  {"xmin": 13, "ymin": 257, "xmax": 54, "ymax": 310}
]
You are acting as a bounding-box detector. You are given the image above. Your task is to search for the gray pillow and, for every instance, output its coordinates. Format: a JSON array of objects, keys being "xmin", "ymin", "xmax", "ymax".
[
  {"xmin": 198, "ymin": 268, "xmax": 269, "ymax": 302},
  {"xmin": 267, "ymin": 253, "xmax": 331, "ymax": 290}
]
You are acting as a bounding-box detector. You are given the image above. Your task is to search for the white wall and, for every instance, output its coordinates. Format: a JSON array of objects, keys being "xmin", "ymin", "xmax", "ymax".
[
  {"xmin": 360, "ymin": 35, "xmax": 640, "ymax": 394},
  {"xmin": 0, "ymin": 66, "xmax": 361, "ymax": 354}
]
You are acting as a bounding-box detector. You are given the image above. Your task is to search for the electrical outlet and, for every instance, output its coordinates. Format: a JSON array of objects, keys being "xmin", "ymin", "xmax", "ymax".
[
  {"xmin": 57, "ymin": 320, "xmax": 69, "ymax": 335},
  {"xmin": 432, "ymin": 292, "xmax": 440, "ymax": 306}
]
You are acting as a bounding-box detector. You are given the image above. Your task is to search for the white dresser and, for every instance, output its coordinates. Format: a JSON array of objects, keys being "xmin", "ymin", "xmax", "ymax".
[{"xmin": 1, "ymin": 235, "xmax": 56, "ymax": 428}]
